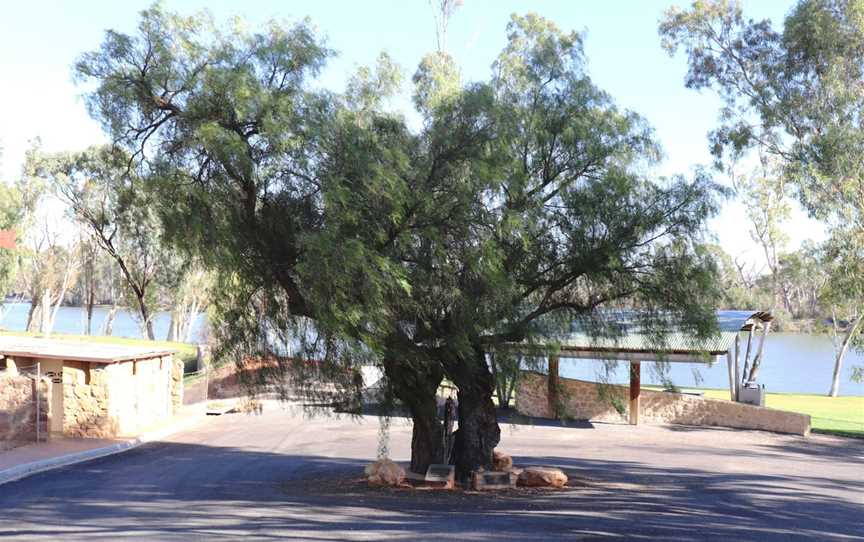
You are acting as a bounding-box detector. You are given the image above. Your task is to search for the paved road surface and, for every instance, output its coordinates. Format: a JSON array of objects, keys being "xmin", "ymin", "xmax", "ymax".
[{"xmin": 0, "ymin": 402, "xmax": 861, "ymax": 541}]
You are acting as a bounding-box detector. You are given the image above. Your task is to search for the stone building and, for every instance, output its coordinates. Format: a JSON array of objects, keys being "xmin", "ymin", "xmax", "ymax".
[{"xmin": 0, "ymin": 336, "xmax": 183, "ymax": 440}]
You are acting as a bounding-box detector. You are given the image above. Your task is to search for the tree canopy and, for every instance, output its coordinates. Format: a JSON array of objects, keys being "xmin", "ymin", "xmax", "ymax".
[{"xmin": 76, "ymin": 5, "xmax": 726, "ymax": 476}]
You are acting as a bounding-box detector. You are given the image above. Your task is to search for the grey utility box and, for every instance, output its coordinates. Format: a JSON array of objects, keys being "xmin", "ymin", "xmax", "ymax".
[{"xmin": 738, "ymin": 383, "xmax": 766, "ymax": 407}]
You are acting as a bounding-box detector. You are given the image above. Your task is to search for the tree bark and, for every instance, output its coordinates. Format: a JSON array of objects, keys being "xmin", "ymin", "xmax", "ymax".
[
  {"xmin": 137, "ymin": 295, "xmax": 156, "ymax": 340},
  {"xmin": 85, "ymin": 285, "xmax": 95, "ymax": 335},
  {"xmin": 445, "ymin": 343, "xmax": 500, "ymax": 481},
  {"xmin": 40, "ymin": 288, "xmax": 51, "ymax": 334},
  {"xmin": 382, "ymin": 354, "xmax": 445, "ymax": 474},
  {"xmin": 166, "ymin": 311, "xmax": 176, "ymax": 342},
  {"xmin": 830, "ymin": 313, "xmax": 864, "ymax": 397},
  {"xmin": 25, "ymin": 293, "xmax": 40, "ymax": 332},
  {"xmin": 102, "ymin": 304, "xmax": 118, "ymax": 335}
]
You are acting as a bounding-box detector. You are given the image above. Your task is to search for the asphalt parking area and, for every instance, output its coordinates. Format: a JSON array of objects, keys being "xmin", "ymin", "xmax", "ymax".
[{"xmin": 0, "ymin": 402, "xmax": 861, "ymax": 541}]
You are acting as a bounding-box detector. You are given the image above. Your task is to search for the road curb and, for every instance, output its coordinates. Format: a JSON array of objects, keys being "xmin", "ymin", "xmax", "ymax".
[{"xmin": 0, "ymin": 413, "xmax": 206, "ymax": 487}]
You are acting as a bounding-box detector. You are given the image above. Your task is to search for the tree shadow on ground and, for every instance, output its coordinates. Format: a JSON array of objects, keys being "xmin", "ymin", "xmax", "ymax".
[{"xmin": 0, "ymin": 438, "xmax": 860, "ymax": 541}]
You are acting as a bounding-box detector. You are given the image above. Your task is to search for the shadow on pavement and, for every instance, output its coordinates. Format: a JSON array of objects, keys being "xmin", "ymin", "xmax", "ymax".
[{"xmin": 0, "ymin": 437, "xmax": 861, "ymax": 541}]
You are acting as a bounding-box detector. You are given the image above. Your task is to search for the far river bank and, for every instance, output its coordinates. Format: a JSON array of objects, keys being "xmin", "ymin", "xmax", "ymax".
[{"xmin": 1, "ymin": 302, "xmax": 862, "ymax": 396}]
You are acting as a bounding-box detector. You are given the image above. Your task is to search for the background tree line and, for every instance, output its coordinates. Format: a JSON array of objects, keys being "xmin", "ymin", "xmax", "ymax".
[
  {"xmin": 662, "ymin": 0, "xmax": 864, "ymax": 397},
  {"xmin": 0, "ymin": 143, "xmax": 212, "ymax": 341}
]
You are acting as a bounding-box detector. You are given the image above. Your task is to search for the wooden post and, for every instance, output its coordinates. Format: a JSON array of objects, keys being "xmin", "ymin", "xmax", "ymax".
[
  {"xmin": 629, "ymin": 361, "xmax": 640, "ymax": 425},
  {"xmin": 547, "ymin": 355, "xmax": 560, "ymax": 418}
]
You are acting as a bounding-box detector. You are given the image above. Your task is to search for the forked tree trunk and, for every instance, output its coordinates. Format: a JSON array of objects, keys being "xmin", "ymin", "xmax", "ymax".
[
  {"xmin": 102, "ymin": 304, "xmax": 118, "ymax": 335},
  {"xmin": 382, "ymin": 353, "xmax": 445, "ymax": 474},
  {"xmin": 136, "ymin": 295, "xmax": 156, "ymax": 340},
  {"xmin": 25, "ymin": 293, "xmax": 40, "ymax": 332},
  {"xmin": 446, "ymin": 344, "xmax": 500, "ymax": 481}
]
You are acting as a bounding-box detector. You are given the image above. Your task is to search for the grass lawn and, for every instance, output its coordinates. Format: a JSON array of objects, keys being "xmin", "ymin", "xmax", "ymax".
[
  {"xmin": 645, "ymin": 385, "xmax": 864, "ymax": 438},
  {"xmin": 0, "ymin": 330, "xmax": 198, "ymax": 369}
]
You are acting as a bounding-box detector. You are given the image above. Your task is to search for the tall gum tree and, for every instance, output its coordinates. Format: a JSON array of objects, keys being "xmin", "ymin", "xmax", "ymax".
[
  {"xmin": 660, "ymin": 0, "xmax": 864, "ymax": 394},
  {"xmin": 27, "ymin": 146, "xmax": 178, "ymax": 340}
]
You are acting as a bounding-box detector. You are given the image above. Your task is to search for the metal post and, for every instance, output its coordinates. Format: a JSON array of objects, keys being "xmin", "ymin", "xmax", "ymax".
[{"xmin": 629, "ymin": 361, "xmax": 641, "ymax": 425}]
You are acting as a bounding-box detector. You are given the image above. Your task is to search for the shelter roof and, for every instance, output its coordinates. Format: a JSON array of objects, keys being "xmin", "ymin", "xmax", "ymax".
[
  {"xmin": 0, "ymin": 335, "xmax": 176, "ymax": 364},
  {"xmin": 548, "ymin": 310, "xmax": 772, "ymax": 361}
]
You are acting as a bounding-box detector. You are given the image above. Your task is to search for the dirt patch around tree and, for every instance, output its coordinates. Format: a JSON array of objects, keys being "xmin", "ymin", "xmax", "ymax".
[{"xmin": 281, "ymin": 465, "xmax": 615, "ymax": 507}]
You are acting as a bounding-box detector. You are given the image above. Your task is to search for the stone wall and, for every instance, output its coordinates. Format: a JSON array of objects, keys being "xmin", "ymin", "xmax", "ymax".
[
  {"xmin": 0, "ymin": 372, "xmax": 49, "ymax": 450},
  {"xmin": 106, "ymin": 355, "xmax": 173, "ymax": 436},
  {"xmin": 62, "ymin": 361, "xmax": 116, "ymax": 438},
  {"xmin": 62, "ymin": 355, "xmax": 179, "ymax": 439},
  {"xmin": 171, "ymin": 357, "xmax": 183, "ymax": 413},
  {"xmin": 516, "ymin": 371, "xmax": 811, "ymax": 436}
]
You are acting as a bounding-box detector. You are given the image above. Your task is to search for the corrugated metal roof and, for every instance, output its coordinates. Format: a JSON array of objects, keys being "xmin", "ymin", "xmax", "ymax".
[{"xmin": 553, "ymin": 310, "xmax": 771, "ymax": 357}]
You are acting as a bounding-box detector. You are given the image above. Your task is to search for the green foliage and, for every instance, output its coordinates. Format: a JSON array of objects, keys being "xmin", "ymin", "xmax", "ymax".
[
  {"xmin": 0, "ymin": 182, "xmax": 24, "ymax": 297},
  {"xmin": 77, "ymin": 5, "xmax": 728, "ymax": 471},
  {"xmin": 662, "ymin": 0, "xmax": 864, "ymax": 382},
  {"xmin": 26, "ymin": 145, "xmax": 181, "ymax": 339}
]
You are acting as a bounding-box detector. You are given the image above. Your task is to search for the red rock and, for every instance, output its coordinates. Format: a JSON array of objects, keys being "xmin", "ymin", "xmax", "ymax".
[
  {"xmin": 517, "ymin": 466, "xmax": 568, "ymax": 488},
  {"xmin": 493, "ymin": 450, "xmax": 513, "ymax": 471},
  {"xmin": 364, "ymin": 458, "xmax": 406, "ymax": 487}
]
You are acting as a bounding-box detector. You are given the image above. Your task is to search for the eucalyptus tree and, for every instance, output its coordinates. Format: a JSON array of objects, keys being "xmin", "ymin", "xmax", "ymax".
[
  {"xmin": 0, "ymin": 181, "xmax": 24, "ymax": 302},
  {"xmin": 660, "ymin": 0, "xmax": 864, "ymax": 391},
  {"xmin": 28, "ymin": 145, "xmax": 178, "ymax": 340}
]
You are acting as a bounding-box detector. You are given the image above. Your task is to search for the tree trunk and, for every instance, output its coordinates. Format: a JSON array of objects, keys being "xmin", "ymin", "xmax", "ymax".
[
  {"xmin": 47, "ymin": 266, "xmax": 75, "ymax": 335},
  {"xmin": 829, "ymin": 313, "xmax": 864, "ymax": 397},
  {"xmin": 25, "ymin": 293, "xmax": 40, "ymax": 332},
  {"xmin": 382, "ymin": 353, "xmax": 445, "ymax": 474},
  {"xmin": 183, "ymin": 299, "xmax": 201, "ymax": 343},
  {"xmin": 40, "ymin": 288, "xmax": 51, "ymax": 334},
  {"xmin": 137, "ymin": 295, "xmax": 155, "ymax": 340},
  {"xmin": 446, "ymin": 344, "xmax": 500, "ymax": 481},
  {"xmin": 85, "ymin": 286, "xmax": 95, "ymax": 335},
  {"xmin": 102, "ymin": 304, "xmax": 118, "ymax": 335},
  {"xmin": 166, "ymin": 311, "xmax": 176, "ymax": 342}
]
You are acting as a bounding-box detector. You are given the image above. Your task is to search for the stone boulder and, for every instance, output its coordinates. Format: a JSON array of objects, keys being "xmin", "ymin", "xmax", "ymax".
[
  {"xmin": 492, "ymin": 450, "xmax": 513, "ymax": 471},
  {"xmin": 364, "ymin": 458, "xmax": 406, "ymax": 487},
  {"xmin": 517, "ymin": 466, "xmax": 568, "ymax": 488}
]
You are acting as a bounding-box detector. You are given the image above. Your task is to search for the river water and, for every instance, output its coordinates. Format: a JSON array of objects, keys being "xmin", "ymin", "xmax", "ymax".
[
  {"xmin": 1, "ymin": 302, "xmax": 862, "ymax": 396},
  {"xmin": 0, "ymin": 302, "xmax": 207, "ymax": 344}
]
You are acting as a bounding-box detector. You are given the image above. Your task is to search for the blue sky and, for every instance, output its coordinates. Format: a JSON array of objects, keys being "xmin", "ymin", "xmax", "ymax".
[{"xmin": 0, "ymin": 0, "xmax": 822, "ymax": 268}]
